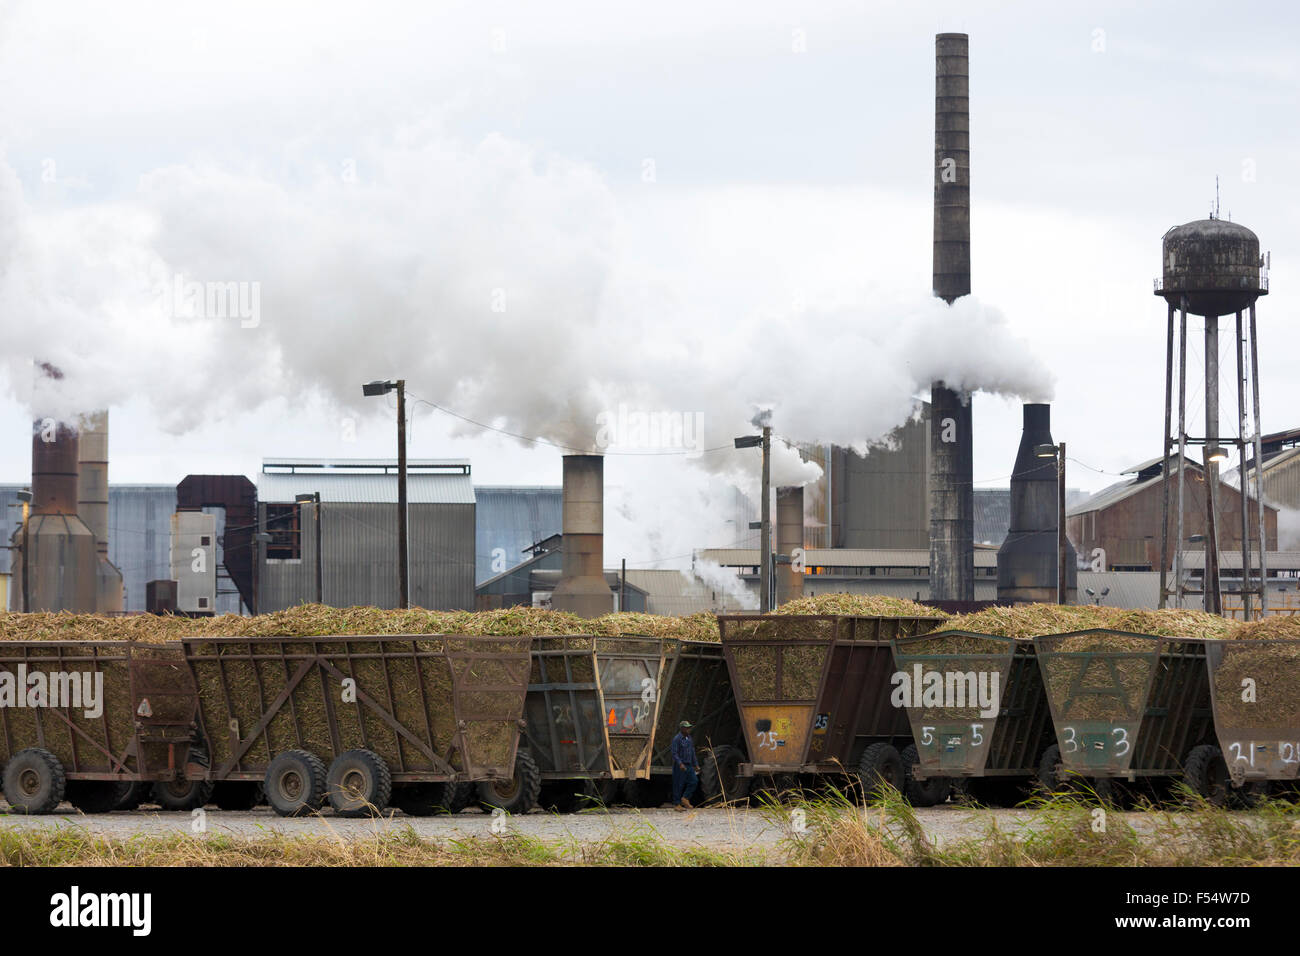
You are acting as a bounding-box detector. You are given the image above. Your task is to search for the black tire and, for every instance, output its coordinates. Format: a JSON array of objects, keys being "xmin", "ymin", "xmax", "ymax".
[
  {"xmin": 211, "ymin": 781, "xmax": 264, "ymax": 811},
  {"xmin": 622, "ymin": 775, "xmax": 671, "ymax": 808},
  {"xmin": 2, "ymin": 748, "xmax": 66, "ymax": 814},
  {"xmin": 327, "ymin": 749, "xmax": 392, "ymax": 817},
  {"xmin": 1184, "ymin": 744, "xmax": 1231, "ymax": 807},
  {"xmin": 857, "ymin": 743, "xmax": 904, "ymax": 801},
  {"xmin": 392, "ymin": 781, "xmax": 472, "ymax": 816},
  {"xmin": 1088, "ymin": 776, "xmax": 1131, "ymax": 809},
  {"xmin": 901, "ymin": 744, "xmax": 951, "ymax": 807},
  {"xmin": 699, "ymin": 745, "xmax": 750, "ymax": 805},
  {"xmin": 264, "ymin": 750, "xmax": 328, "ymax": 817},
  {"xmin": 1036, "ymin": 744, "xmax": 1071, "ymax": 794},
  {"xmin": 478, "ymin": 749, "xmax": 541, "ymax": 814},
  {"xmin": 113, "ymin": 782, "xmax": 147, "ymax": 811},
  {"xmin": 151, "ymin": 745, "xmax": 214, "ymax": 811},
  {"xmin": 66, "ymin": 779, "xmax": 137, "ymax": 814}
]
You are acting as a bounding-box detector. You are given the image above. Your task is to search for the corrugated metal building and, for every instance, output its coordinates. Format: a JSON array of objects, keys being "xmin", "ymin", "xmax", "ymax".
[
  {"xmin": 473, "ymin": 486, "xmax": 562, "ymax": 585},
  {"xmin": 695, "ymin": 546, "xmax": 1001, "ymax": 602},
  {"xmin": 2, "ymin": 482, "xmax": 241, "ymax": 614},
  {"xmin": 256, "ymin": 459, "xmax": 475, "ymax": 612},
  {"xmin": 474, "ymin": 543, "xmax": 650, "ymax": 612},
  {"xmin": 1067, "ymin": 457, "xmax": 1277, "ymax": 571}
]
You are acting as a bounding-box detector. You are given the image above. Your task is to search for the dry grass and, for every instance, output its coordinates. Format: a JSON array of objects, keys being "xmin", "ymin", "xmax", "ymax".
[{"xmin": 0, "ymin": 824, "xmax": 766, "ymax": 867}]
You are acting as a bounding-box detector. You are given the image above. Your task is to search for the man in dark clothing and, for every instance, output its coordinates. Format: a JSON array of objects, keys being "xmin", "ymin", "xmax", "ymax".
[{"xmin": 670, "ymin": 721, "xmax": 700, "ymax": 809}]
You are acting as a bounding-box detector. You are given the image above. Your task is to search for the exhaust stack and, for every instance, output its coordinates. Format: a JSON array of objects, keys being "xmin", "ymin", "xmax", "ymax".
[
  {"xmin": 550, "ymin": 455, "xmax": 610, "ymax": 617},
  {"xmin": 997, "ymin": 404, "xmax": 1077, "ymax": 603},
  {"xmin": 775, "ymin": 486, "xmax": 805, "ymax": 607},
  {"xmin": 11, "ymin": 365, "xmax": 98, "ymax": 611},
  {"xmin": 929, "ymin": 32, "xmax": 975, "ymax": 601},
  {"xmin": 77, "ymin": 410, "xmax": 125, "ymax": 613}
]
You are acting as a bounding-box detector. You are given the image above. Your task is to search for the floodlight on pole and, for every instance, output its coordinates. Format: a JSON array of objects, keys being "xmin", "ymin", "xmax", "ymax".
[{"xmin": 363, "ymin": 378, "xmax": 408, "ymax": 608}]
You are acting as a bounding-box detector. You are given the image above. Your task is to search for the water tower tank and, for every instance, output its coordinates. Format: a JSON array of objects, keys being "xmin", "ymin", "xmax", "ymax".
[{"xmin": 1157, "ymin": 218, "xmax": 1267, "ymax": 316}]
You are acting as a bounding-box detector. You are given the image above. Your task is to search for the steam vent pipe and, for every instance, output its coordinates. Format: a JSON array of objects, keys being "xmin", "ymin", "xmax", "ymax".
[
  {"xmin": 775, "ymin": 486, "xmax": 805, "ymax": 607},
  {"xmin": 550, "ymin": 454, "xmax": 609, "ymax": 617},
  {"xmin": 929, "ymin": 32, "xmax": 975, "ymax": 601},
  {"xmin": 997, "ymin": 404, "xmax": 1077, "ymax": 604}
]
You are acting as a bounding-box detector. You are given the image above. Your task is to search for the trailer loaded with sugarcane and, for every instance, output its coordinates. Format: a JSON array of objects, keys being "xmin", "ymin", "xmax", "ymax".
[
  {"xmin": 717, "ymin": 613, "xmax": 947, "ymax": 800},
  {"xmin": 890, "ymin": 630, "xmax": 1056, "ymax": 806},
  {"xmin": 1033, "ymin": 629, "xmax": 1218, "ymax": 805},
  {"xmin": 486, "ymin": 635, "xmax": 665, "ymax": 812},
  {"xmin": 623, "ymin": 636, "xmax": 745, "ymax": 807},
  {"xmin": 1195, "ymin": 637, "xmax": 1300, "ymax": 804},
  {"xmin": 0, "ymin": 634, "xmax": 534, "ymax": 816},
  {"xmin": 0, "ymin": 641, "xmax": 203, "ymax": 813}
]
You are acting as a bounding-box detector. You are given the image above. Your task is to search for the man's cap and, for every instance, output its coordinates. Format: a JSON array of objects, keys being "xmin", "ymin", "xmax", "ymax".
[{"xmin": 680, "ymin": 721, "xmax": 693, "ymax": 729}]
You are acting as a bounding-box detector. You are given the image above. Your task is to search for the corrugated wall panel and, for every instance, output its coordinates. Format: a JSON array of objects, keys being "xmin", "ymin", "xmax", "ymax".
[{"xmin": 261, "ymin": 501, "xmax": 474, "ymax": 611}]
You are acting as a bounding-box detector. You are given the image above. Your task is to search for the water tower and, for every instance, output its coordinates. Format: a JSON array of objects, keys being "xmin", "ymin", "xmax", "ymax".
[{"xmin": 1155, "ymin": 210, "xmax": 1270, "ymax": 615}]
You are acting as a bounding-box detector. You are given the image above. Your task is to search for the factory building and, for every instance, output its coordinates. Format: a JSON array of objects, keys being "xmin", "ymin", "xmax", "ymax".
[
  {"xmin": 1240, "ymin": 427, "xmax": 1300, "ymax": 513},
  {"xmin": 695, "ymin": 547, "xmax": 1001, "ymax": 602},
  {"xmin": 1067, "ymin": 456, "xmax": 1277, "ymax": 572},
  {"xmin": 255, "ymin": 459, "xmax": 475, "ymax": 612},
  {"xmin": 473, "ymin": 486, "xmax": 562, "ymax": 585}
]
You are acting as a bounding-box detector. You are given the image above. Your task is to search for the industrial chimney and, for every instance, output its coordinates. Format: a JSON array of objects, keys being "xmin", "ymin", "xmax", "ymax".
[
  {"xmin": 550, "ymin": 454, "xmax": 610, "ymax": 617},
  {"xmin": 997, "ymin": 404, "xmax": 1077, "ymax": 603},
  {"xmin": 929, "ymin": 32, "xmax": 975, "ymax": 602},
  {"xmin": 11, "ymin": 366, "xmax": 99, "ymax": 612},
  {"xmin": 77, "ymin": 410, "xmax": 125, "ymax": 613},
  {"xmin": 775, "ymin": 486, "xmax": 805, "ymax": 607}
]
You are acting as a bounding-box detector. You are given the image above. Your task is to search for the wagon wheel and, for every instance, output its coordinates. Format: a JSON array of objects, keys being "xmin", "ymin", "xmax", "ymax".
[
  {"xmin": 698, "ymin": 745, "xmax": 749, "ymax": 806},
  {"xmin": 1183, "ymin": 744, "xmax": 1231, "ymax": 807},
  {"xmin": 393, "ymin": 781, "xmax": 473, "ymax": 816},
  {"xmin": 264, "ymin": 750, "xmax": 328, "ymax": 817},
  {"xmin": 151, "ymin": 746, "xmax": 214, "ymax": 811},
  {"xmin": 1035, "ymin": 744, "xmax": 1076, "ymax": 797},
  {"xmin": 537, "ymin": 782, "xmax": 582, "ymax": 813},
  {"xmin": 478, "ymin": 749, "xmax": 541, "ymax": 814},
  {"xmin": 900, "ymin": 744, "xmax": 950, "ymax": 807},
  {"xmin": 327, "ymin": 750, "xmax": 393, "ymax": 817},
  {"xmin": 857, "ymin": 743, "xmax": 904, "ymax": 803},
  {"xmin": 2, "ymin": 748, "xmax": 66, "ymax": 815}
]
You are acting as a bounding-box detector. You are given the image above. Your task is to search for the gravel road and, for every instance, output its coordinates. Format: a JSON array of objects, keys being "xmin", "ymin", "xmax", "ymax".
[{"xmin": 0, "ymin": 804, "xmax": 1169, "ymax": 851}]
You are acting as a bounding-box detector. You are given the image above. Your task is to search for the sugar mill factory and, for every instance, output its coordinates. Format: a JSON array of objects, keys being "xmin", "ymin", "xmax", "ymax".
[{"xmin": 1, "ymin": 33, "xmax": 1289, "ymax": 624}]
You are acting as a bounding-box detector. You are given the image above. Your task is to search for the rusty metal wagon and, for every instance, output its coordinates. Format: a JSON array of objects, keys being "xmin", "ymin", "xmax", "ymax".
[
  {"xmin": 179, "ymin": 634, "xmax": 533, "ymax": 817},
  {"xmin": 718, "ymin": 614, "xmax": 947, "ymax": 800},
  {"xmin": 890, "ymin": 630, "xmax": 1056, "ymax": 806},
  {"xmin": 503, "ymin": 635, "xmax": 665, "ymax": 813},
  {"xmin": 1196, "ymin": 638, "xmax": 1300, "ymax": 803},
  {"xmin": 1034, "ymin": 629, "xmax": 1216, "ymax": 804},
  {"xmin": 0, "ymin": 641, "xmax": 201, "ymax": 814}
]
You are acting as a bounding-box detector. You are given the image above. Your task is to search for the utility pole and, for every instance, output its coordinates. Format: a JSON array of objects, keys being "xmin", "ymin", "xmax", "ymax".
[
  {"xmin": 620, "ymin": 557, "xmax": 627, "ymax": 612},
  {"xmin": 760, "ymin": 425, "xmax": 771, "ymax": 614},
  {"xmin": 1057, "ymin": 441, "xmax": 1066, "ymax": 605},
  {"xmin": 396, "ymin": 379, "xmax": 408, "ymax": 610}
]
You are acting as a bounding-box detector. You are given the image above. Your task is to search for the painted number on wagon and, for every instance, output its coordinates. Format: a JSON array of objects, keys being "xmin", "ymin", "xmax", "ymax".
[
  {"xmin": 921, "ymin": 726, "xmax": 935, "ymax": 746},
  {"xmin": 970, "ymin": 723, "xmax": 984, "ymax": 746},
  {"xmin": 757, "ymin": 731, "xmax": 779, "ymax": 750}
]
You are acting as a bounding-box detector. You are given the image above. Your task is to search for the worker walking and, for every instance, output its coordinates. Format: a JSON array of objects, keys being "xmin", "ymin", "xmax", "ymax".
[{"xmin": 670, "ymin": 720, "xmax": 700, "ymax": 810}]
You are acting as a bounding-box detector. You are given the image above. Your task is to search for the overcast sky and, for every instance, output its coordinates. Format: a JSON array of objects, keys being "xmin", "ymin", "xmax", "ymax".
[{"xmin": 0, "ymin": 0, "xmax": 1296, "ymax": 566}]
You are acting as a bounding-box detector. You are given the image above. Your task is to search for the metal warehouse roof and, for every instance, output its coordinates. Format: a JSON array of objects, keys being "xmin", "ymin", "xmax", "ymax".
[
  {"xmin": 257, "ymin": 469, "xmax": 475, "ymax": 505},
  {"xmin": 696, "ymin": 548, "xmax": 998, "ymax": 569},
  {"xmin": 1177, "ymin": 550, "xmax": 1300, "ymax": 571}
]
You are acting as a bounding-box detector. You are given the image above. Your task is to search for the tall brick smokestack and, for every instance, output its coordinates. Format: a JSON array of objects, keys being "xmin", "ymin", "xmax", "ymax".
[{"xmin": 929, "ymin": 32, "xmax": 975, "ymax": 602}]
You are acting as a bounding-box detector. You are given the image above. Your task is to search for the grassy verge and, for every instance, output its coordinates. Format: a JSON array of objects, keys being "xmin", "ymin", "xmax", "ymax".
[
  {"xmin": 0, "ymin": 821, "xmax": 771, "ymax": 867},
  {"xmin": 775, "ymin": 786, "xmax": 1300, "ymax": 866}
]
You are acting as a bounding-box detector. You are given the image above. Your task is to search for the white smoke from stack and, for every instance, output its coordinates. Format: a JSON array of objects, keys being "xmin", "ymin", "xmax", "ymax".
[{"xmin": 0, "ymin": 126, "xmax": 1052, "ymax": 569}]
